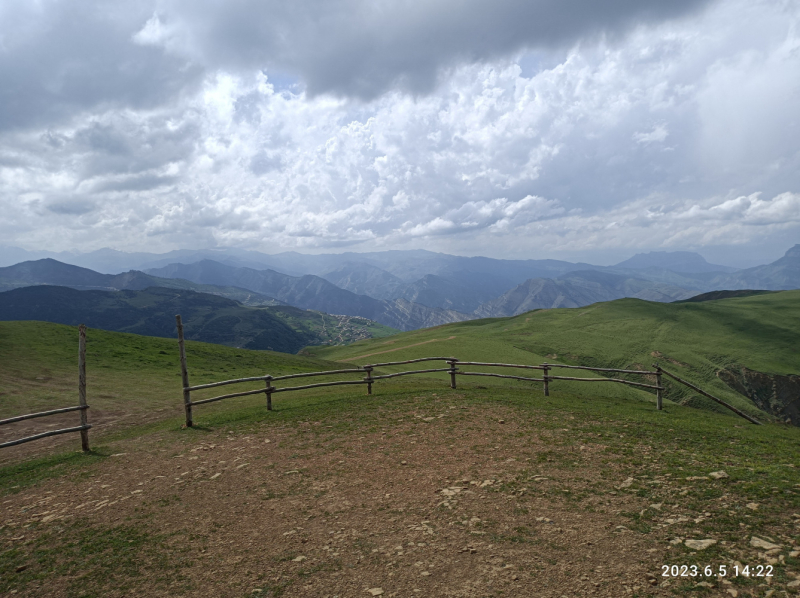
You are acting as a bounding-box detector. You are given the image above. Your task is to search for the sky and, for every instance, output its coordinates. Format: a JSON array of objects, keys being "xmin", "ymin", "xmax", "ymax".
[{"xmin": 0, "ymin": 0, "xmax": 798, "ymax": 267}]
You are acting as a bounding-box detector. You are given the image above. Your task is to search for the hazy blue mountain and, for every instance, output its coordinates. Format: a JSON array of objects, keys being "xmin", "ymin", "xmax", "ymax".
[
  {"xmin": 320, "ymin": 262, "xmax": 406, "ymax": 299},
  {"xmin": 392, "ymin": 274, "xmax": 496, "ymax": 312},
  {"xmin": 0, "ymin": 259, "xmax": 284, "ymax": 306},
  {"xmin": 474, "ymin": 271, "xmax": 695, "ymax": 317},
  {"xmin": 146, "ymin": 260, "xmax": 472, "ymax": 331},
  {"xmin": 613, "ymin": 251, "xmax": 738, "ymax": 273},
  {"xmin": 710, "ymin": 244, "xmax": 800, "ymax": 290}
]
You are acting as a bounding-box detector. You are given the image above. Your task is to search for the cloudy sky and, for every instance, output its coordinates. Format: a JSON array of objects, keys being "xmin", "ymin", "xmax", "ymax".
[{"xmin": 1, "ymin": 0, "xmax": 798, "ymax": 266}]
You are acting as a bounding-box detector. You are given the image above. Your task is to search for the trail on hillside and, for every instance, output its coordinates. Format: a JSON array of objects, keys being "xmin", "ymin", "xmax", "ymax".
[{"xmin": 341, "ymin": 335, "xmax": 457, "ymax": 361}]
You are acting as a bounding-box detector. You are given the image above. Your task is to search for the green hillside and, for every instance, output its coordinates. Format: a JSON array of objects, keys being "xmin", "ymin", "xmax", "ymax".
[
  {"xmin": 306, "ymin": 290, "xmax": 800, "ymax": 423},
  {"xmin": 0, "ymin": 320, "xmax": 349, "ymax": 427},
  {"xmin": 0, "ymin": 285, "xmax": 398, "ymax": 354}
]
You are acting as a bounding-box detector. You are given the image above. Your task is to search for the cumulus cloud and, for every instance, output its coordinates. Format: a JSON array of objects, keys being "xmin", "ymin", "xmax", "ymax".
[{"xmin": 0, "ymin": 0, "xmax": 798, "ymax": 265}]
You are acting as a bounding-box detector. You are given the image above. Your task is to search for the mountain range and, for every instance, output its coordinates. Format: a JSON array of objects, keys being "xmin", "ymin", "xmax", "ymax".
[
  {"xmin": 0, "ymin": 285, "xmax": 396, "ymax": 353},
  {"xmin": 1, "ymin": 245, "xmax": 798, "ymax": 338}
]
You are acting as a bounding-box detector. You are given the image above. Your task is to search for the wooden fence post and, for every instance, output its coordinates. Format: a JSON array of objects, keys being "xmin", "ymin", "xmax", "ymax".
[
  {"xmin": 655, "ymin": 365, "xmax": 663, "ymax": 411},
  {"xmin": 78, "ymin": 324, "xmax": 90, "ymax": 452},
  {"xmin": 265, "ymin": 376, "xmax": 273, "ymax": 411},
  {"xmin": 543, "ymin": 365, "xmax": 550, "ymax": 396},
  {"xmin": 447, "ymin": 359, "xmax": 458, "ymax": 389},
  {"xmin": 364, "ymin": 367, "xmax": 373, "ymax": 395},
  {"xmin": 176, "ymin": 315, "xmax": 193, "ymax": 427}
]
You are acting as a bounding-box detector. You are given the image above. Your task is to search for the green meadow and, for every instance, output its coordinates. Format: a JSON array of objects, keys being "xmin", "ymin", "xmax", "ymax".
[{"xmin": 0, "ymin": 294, "xmax": 798, "ymax": 596}]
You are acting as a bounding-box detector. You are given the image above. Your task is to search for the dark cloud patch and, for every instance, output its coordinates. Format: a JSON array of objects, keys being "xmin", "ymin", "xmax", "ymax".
[
  {"xmin": 45, "ymin": 198, "xmax": 97, "ymax": 215},
  {"xmin": 249, "ymin": 152, "xmax": 282, "ymax": 175},
  {"xmin": 0, "ymin": 1, "xmax": 203, "ymax": 132},
  {"xmin": 163, "ymin": 0, "xmax": 715, "ymax": 99},
  {"xmin": 91, "ymin": 174, "xmax": 179, "ymax": 193}
]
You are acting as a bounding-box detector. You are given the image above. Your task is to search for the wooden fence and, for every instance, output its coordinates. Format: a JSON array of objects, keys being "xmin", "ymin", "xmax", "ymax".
[
  {"xmin": 0, "ymin": 325, "xmax": 91, "ymax": 450},
  {"xmin": 177, "ymin": 314, "xmax": 761, "ymax": 427}
]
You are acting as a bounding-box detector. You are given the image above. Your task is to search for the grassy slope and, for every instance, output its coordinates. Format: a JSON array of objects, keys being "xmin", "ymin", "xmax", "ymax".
[
  {"xmin": 0, "ymin": 320, "xmax": 346, "ymax": 423},
  {"xmin": 306, "ymin": 290, "xmax": 800, "ymax": 420},
  {"xmin": 1, "ymin": 310, "xmax": 799, "ymax": 595}
]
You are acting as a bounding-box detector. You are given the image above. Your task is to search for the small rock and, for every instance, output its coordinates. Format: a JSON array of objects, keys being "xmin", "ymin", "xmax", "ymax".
[
  {"xmin": 696, "ymin": 581, "xmax": 713, "ymax": 588},
  {"xmin": 210, "ymin": 473, "xmax": 222, "ymax": 480},
  {"xmin": 292, "ymin": 556, "xmax": 306, "ymax": 562},
  {"xmin": 618, "ymin": 477, "xmax": 634, "ymax": 488},
  {"xmin": 650, "ymin": 503, "xmax": 663, "ymax": 510},
  {"xmin": 726, "ymin": 589, "xmax": 738, "ymax": 597},
  {"xmin": 745, "ymin": 502, "xmax": 759, "ymax": 511},
  {"xmin": 787, "ymin": 580, "xmax": 800, "ymax": 588},
  {"xmin": 15, "ymin": 565, "xmax": 28, "ymax": 573},
  {"xmin": 401, "ymin": 461, "xmax": 408, "ymax": 465},
  {"xmin": 708, "ymin": 471, "xmax": 729, "ymax": 479},
  {"xmin": 498, "ymin": 419, "xmax": 505, "ymax": 424},
  {"xmin": 684, "ymin": 539, "xmax": 717, "ymax": 550},
  {"xmin": 789, "ymin": 550, "xmax": 799, "ymax": 557},
  {"xmin": 367, "ymin": 589, "xmax": 384, "ymax": 596},
  {"xmin": 750, "ymin": 536, "xmax": 781, "ymax": 550},
  {"xmin": 420, "ymin": 571, "xmax": 431, "ymax": 577}
]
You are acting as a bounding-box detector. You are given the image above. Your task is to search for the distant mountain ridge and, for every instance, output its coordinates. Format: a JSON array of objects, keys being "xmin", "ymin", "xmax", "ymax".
[
  {"xmin": 0, "ymin": 285, "xmax": 397, "ymax": 352},
  {"xmin": 612, "ymin": 251, "xmax": 738, "ymax": 273},
  {"xmin": 146, "ymin": 260, "xmax": 472, "ymax": 331},
  {"xmin": 0, "ymin": 258, "xmax": 283, "ymax": 306},
  {"xmin": 2, "ymin": 244, "xmax": 799, "ymax": 330},
  {"xmin": 474, "ymin": 271, "xmax": 696, "ymax": 317}
]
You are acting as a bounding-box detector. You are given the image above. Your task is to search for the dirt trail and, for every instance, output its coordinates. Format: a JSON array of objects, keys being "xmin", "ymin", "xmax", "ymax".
[
  {"xmin": 341, "ymin": 336, "xmax": 457, "ymax": 362},
  {"xmin": 1, "ymin": 400, "xmax": 678, "ymax": 597}
]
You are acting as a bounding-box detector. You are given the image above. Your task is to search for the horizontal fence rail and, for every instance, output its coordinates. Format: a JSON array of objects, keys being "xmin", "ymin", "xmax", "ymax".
[
  {"xmin": 1, "ymin": 324, "xmax": 91, "ymax": 451},
  {"xmin": 174, "ymin": 315, "xmax": 760, "ymax": 427},
  {"xmin": 0, "ymin": 425, "xmax": 92, "ymax": 449},
  {"xmin": 0, "ymin": 405, "xmax": 88, "ymax": 427}
]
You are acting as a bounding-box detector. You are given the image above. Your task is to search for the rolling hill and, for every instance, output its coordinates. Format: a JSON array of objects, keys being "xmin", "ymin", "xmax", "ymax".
[
  {"xmin": 0, "ymin": 258, "xmax": 283, "ymax": 306},
  {"xmin": 0, "ymin": 285, "xmax": 397, "ymax": 353},
  {"xmin": 308, "ymin": 290, "xmax": 800, "ymax": 425}
]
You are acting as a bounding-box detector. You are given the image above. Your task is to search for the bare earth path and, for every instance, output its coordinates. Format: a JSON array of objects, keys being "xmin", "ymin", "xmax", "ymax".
[{"xmin": 1, "ymin": 392, "xmax": 797, "ymax": 597}]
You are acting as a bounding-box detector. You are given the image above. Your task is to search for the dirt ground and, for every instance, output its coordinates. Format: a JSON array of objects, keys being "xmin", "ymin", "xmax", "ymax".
[{"xmin": 1, "ymin": 396, "xmax": 795, "ymax": 597}]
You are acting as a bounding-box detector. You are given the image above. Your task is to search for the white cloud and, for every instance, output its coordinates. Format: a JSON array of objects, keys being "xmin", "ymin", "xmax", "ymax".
[
  {"xmin": 0, "ymin": 0, "xmax": 798, "ymax": 265},
  {"xmin": 633, "ymin": 123, "xmax": 668, "ymax": 144}
]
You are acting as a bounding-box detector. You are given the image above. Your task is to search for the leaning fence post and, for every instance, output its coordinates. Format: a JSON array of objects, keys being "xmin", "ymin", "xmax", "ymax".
[
  {"xmin": 447, "ymin": 359, "xmax": 458, "ymax": 389},
  {"xmin": 176, "ymin": 315, "xmax": 193, "ymax": 427},
  {"xmin": 364, "ymin": 366, "xmax": 373, "ymax": 395},
  {"xmin": 78, "ymin": 324, "xmax": 90, "ymax": 452},
  {"xmin": 543, "ymin": 364, "xmax": 550, "ymax": 396},
  {"xmin": 265, "ymin": 375, "xmax": 273, "ymax": 411},
  {"xmin": 655, "ymin": 365, "xmax": 663, "ymax": 411}
]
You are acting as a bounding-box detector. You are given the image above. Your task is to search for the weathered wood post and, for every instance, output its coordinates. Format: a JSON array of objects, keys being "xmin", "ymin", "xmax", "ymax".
[
  {"xmin": 265, "ymin": 375, "xmax": 273, "ymax": 411},
  {"xmin": 447, "ymin": 359, "xmax": 458, "ymax": 389},
  {"xmin": 543, "ymin": 364, "xmax": 550, "ymax": 396},
  {"xmin": 176, "ymin": 315, "xmax": 193, "ymax": 427},
  {"xmin": 78, "ymin": 324, "xmax": 90, "ymax": 452},
  {"xmin": 655, "ymin": 365, "xmax": 663, "ymax": 411},
  {"xmin": 364, "ymin": 366, "xmax": 373, "ymax": 395}
]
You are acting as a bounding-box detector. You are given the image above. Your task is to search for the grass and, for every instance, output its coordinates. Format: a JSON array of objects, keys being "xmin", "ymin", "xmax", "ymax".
[
  {"xmin": 306, "ymin": 289, "xmax": 800, "ymax": 421},
  {"xmin": 0, "ymin": 297, "xmax": 798, "ymax": 595},
  {"xmin": 0, "ymin": 518, "xmax": 192, "ymax": 597},
  {"xmin": 0, "ymin": 320, "xmax": 348, "ymax": 423}
]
